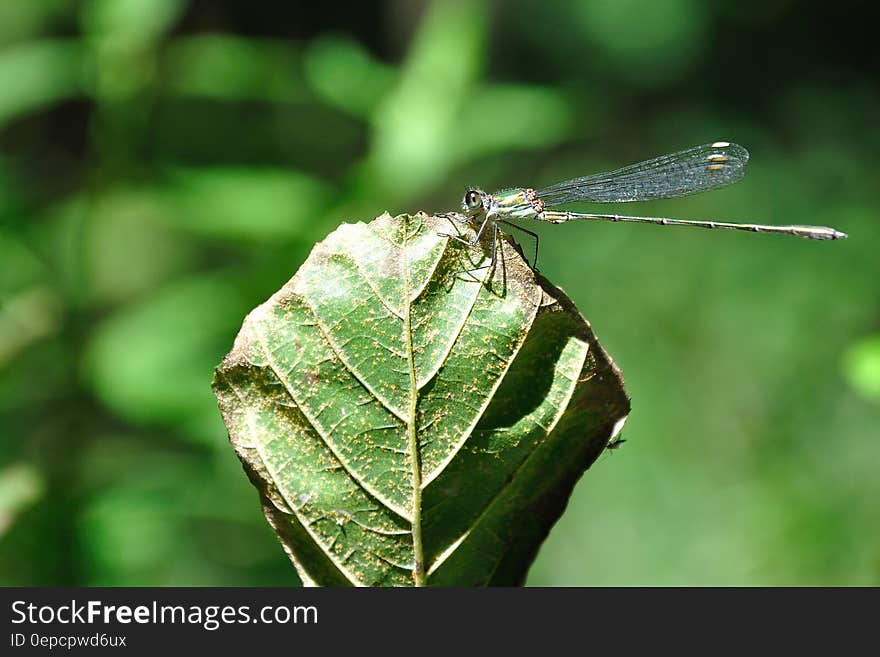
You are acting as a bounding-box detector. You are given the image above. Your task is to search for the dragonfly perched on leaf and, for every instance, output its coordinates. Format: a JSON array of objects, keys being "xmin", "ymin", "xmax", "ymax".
[{"xmin": 439, "ymin": 141, "xmax": 847, "ymax": 269}]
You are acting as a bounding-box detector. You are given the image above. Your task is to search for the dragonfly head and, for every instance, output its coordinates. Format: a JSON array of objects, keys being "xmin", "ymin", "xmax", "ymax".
[{"xmin": 461, "ymin": 188, "xmax": 490, "ymax": 216}]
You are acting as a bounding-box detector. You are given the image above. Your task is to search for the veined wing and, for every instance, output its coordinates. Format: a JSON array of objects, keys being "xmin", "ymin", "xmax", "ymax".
[{"xmin": 537, "ymin": 142, "xmax": 749, "ymax": 204}]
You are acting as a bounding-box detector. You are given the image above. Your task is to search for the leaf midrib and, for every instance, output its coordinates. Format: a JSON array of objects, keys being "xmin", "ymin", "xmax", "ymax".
[{"xmin": 402, "ymin": 227, "xmax": 425, "ymax": 586}]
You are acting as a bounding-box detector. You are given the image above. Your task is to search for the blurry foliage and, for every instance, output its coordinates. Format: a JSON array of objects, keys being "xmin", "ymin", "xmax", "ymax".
[
  {"xmin": 0, "ymin": 0, "xmax": 878, "ymax": 585},
  {"xmin": 844, "ymin": 336, "xmax": 880, "ymax": 402}
]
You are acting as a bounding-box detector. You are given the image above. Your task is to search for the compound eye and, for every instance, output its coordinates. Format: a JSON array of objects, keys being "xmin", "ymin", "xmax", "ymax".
[{"xmin": 465, "ymin": 190, "xmax": 481, "ymax": 209}]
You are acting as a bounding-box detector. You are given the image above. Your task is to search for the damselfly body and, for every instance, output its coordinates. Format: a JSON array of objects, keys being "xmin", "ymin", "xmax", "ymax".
[{"xmin": 440, "ymin": 141, "xmax": 847, "ymax": 269}]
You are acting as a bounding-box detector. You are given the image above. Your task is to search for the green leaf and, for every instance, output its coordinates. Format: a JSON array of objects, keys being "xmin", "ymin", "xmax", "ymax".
[
  {"xmin": 213, "ymin": 212, "xmax": 629, "ymax": 586},
  {"xmin": 0, "ymin": 40, "xmax": 84, "ymax": 127},
  {"xmin": 157, "ymin": 167, "xmax": 332, "ymax": 241},
  {"xmin": 164, "ymin": 35, "xmax": 306, "ymax": 103},
  {"xmin": 303, "ymin": 35, "xmax": 395, "ymax": 117},
  {"xmin": 85, "ymin": 272, "xmax": 250, "ymax": 443}
]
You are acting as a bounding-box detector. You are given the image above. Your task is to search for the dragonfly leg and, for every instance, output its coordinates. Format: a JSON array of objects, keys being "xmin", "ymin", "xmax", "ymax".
[
  {"xmin": 489, "ymin": 220, "xmax": 499, "ymax": 271},
  {"xmin": 437, "ymin": 213, "xmax": 491, "ymax": 247},
  {"xmin": 498, "ymin": 220, "xmax": 540, "ymax": 270},
  {"xmin": 438, "ymin": 213, "xmax": 499, "ymax": 282},
  {"xmin": 455, "ymin": 220, "xmax": 502, "ymax": 277},
  {"xmin": 439, "ymin": 233, "xmax": 480, "ymax": 247}
]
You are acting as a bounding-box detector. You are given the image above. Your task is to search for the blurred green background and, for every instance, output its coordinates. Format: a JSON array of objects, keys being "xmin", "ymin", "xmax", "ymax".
[{"xmin": 1, "ymin": 0, "xmax": 878, "ymax": 586}]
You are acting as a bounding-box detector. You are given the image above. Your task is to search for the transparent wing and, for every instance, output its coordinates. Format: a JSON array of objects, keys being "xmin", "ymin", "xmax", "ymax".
[{"xmin": 536, "ymin": 142, "xmax": 749, "ymax": 204}]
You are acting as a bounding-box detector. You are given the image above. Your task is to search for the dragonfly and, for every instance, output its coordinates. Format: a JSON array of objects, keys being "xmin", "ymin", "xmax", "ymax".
[{"xmin": 439, "ymin": 141, "xmax": 847, "ymax": 269}]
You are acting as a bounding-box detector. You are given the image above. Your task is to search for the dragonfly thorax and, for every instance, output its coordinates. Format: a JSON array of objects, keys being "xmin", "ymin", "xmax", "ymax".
[{"xmin": 487, "ymin": 188, "xmax": 544, "ymax": 221}]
